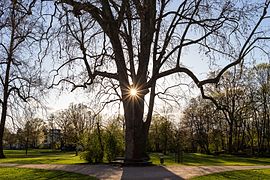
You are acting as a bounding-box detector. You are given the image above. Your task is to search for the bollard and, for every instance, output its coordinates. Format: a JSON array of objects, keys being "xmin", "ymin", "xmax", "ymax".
[{"xmin": 160, "ymin": 154, "xmax": 164, "ymax": 165}]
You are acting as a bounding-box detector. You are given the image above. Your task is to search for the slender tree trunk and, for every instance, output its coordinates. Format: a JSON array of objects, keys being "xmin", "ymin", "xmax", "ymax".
[
  {"xmin": 0, "ymin": 51, "xmax": 12, "ymax": 159},
  {"xmin": 0, "ymin": 0, "xmax": 15, "ymax": 159},
  {"xmin": 0, "ymin": 104, "xmax": 8, "ymax": 158},
  {"xmin": 257, "ymin": 126, "xmax": 262, "ymax": 154},
  {"xmin": 25, "ymin": 137, "xmax": 28, "ymax": 156},
  {"xmin": 228, "ymin": 122, "xmax": 233, "ymax": 154},
  {"xmin": 266, "ymin": 112, "xmax": 270, "ymax": 153},
  {"xmin": 164, "ymin": 127, "xmax": 168, "ymax": 155},
  {"xmin": 96, "ymin": 121, "xmax": 104, "ymax": 159},
  {"xmin": 51, "ymin": 130, "xmax": 54, "ymax": 150},
  {"xmin": 0, "ymin": 63, "xmax": 10, "ymax": 158}
]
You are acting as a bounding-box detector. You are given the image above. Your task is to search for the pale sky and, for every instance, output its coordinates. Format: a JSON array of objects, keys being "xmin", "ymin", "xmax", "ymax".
[
  {"xmin": 43, "ymin": 0, "xmax": 270, "ymax": 118},
  {"xmin": 45, "ymin": 49, "xmax": 210, "ymax": 117}
]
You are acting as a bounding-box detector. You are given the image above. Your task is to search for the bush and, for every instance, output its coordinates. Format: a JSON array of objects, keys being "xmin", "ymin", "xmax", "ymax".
[
  {"xmin": 80, "ymin": 123, "xmax": 124, "ymax": 163},
  {"xmin": 80, "ymin": 149, "xmax": 103, "ymax": 163},
  {"xmin": 80, "ymin": 151, "xmax": 93, "ymax": 163},
  {"xmin": 105, "ymin": 133, "xmax": 117, "ymax": 162},
  {"xmin": 80, "ymin": 130, "xmax": 104, "ymax": 163}
]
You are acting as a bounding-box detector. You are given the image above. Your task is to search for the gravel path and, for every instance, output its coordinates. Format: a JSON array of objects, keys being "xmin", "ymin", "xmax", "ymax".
[{"xmin": 1, "ymin": 163, "xmax": 270, "ymax": 179}]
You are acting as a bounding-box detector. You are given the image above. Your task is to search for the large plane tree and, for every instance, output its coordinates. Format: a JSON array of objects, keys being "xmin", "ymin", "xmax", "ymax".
[{"xmin": 52, "ymin": 0, "xmax": 270, "ymax": 163}]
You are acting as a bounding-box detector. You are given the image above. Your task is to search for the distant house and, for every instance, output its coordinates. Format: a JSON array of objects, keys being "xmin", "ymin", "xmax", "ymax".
[{"xmin": 43, "ymin": 129, "xmax": 61, "ymax": 149}]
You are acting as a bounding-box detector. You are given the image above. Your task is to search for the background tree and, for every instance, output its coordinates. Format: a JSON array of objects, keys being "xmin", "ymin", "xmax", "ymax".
[
  {"xmin": 16, "ymin": 128, "xmax": 25, "ymax": 150},
  {"xmin": 3, "ymin": 128, "xmax": 16, "ymax": 149},
  {"xmin": 207, "ymin": 69, "xmax": 250, "ymax": 153},
  {"xmin": 0, "ymin": 0, "xmax": 45, "ymax": 158},
  {"xmin": 47, "ymin": 114, "xmax": 56, "ymax": 149},
  {"xmin": 148, "ymin": 114, "xmax": 174, "ymax": 154},
  {"xmin": 182, "ymin": 97, "xmax": 220, "ymax": 154},
  {"xmin": 23, "ymin": 118, "xmax": 45, "ymax": 153},
  {"xmin": 54, "ymin": 110, "xmax": 76, "ymax": 150},
  {"xmin": 181, "ymin": 63, "xmax": 270, "ymax": 155},
  {"xmin": 65, "ymin": 103, "xmax": 91, "ymax": 155},
  {"xmin": 50, "ymin": 0, "xmax": 270, "ymax": 162},
  {"xmin": 248, "ymin": 63, "xmax": 270, "ymax": 154}
]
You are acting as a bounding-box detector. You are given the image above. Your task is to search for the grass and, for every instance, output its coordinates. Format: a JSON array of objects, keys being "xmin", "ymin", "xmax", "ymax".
[
  {"xmin": 190, "ymin": 168, "xmax": 270, "ymax": 179},
  {"xmin": 0, "ymin": 167, "xmax": 97, "ymax": 180},
  {"xmin": 150, "ymin": 153, "xmax": 270, "ymax": 166},
  {"xmin": 1, "ymin": 149, "xmax": 270, "ymax": 166},
  {"xmin": 0, "ymin": 149, "xmax": 88, "ymax": 164},
  {"xmin": 151, "ymin": 153, "xmax": 180, "ymax": 165}
]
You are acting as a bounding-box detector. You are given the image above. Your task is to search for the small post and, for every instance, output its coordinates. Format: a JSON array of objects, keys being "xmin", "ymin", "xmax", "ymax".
[
  {"xmin": 75, "ymin": 144, "xmax": 78, "ymax": 156},
  {"xmin": 160, "ymin": 154, "xmax": 164, "ymax": 165}
]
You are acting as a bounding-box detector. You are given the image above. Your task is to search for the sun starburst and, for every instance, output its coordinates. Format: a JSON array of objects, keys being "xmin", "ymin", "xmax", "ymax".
[{"xmin": 130, "ymin": 88, "xmax": 138, "ymax": 96}]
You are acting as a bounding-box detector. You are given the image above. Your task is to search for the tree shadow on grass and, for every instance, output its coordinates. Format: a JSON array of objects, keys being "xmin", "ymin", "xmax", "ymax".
[
  {"xmin": 121, "ymin": 165, "xmax": 183, "ymax": 180},
  {"xmin": 183, "ymin": 153, "xmax": 270, "ymax": 165}
]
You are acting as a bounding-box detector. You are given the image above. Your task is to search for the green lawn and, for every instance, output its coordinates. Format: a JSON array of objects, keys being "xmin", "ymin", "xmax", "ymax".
[
  {"xmin": 0, "ymin": 167, "xmax": 96, "ymax": 180},
  {"xmin": 0, "ymin": 149, "xmax": 87, "ymax": 164},
  {"xmin": 150, "ymin": 153, "xmax": 270, "ymax": 166},
  {"xmin": 191, "ymin": 168, "xmax": 270, "ymax": 179},
  {"xmin": 1, "ymin": 149, "xmax": 270, "ymax": 166}
]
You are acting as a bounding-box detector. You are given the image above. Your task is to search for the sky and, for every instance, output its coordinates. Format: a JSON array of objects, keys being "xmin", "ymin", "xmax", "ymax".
[
  {"xmin": 37, "ymin": 0, "xmax": 270, "ymax": 121},
  {"xmin": 45, "ymin": 48, "xmax": 210, "ymax": 118},
  {"xmin": 1, "ymin": 0, "xmax": 269, "ymax": 133}
]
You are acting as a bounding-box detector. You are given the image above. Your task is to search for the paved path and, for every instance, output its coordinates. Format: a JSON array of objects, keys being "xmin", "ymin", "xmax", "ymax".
[{"xmin": 1, "ymin": 163, "xmax": 270, "ymax": 179}]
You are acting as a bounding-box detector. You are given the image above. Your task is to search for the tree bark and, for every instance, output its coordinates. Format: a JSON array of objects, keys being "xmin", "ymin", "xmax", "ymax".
[
  {"xmin": 0, "ymin": 54, "xmax": 12, "ymax": 159},
  {"xmin": 123, "ymin": 94, "xmax": 150, "ymax": 163},
  {"xmin": 228, "ymin": 122, "xmax": 233, "ymax": 154},
  {"xmin": 96, "ymin": 121, "xmax": 104, "ymax": 159},
  {"xmin": 0, "ymin": 104, "xmax": 7, "ymax": 158},
  {"xmin": 0, "ymin": 0, "xmax": 15, "ymax": 158}
]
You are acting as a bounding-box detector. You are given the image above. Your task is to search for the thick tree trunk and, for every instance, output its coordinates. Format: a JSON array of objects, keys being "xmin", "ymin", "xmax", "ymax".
[
  {"xmin": 123, "ymin": 94, "xmax": 150, "ymax": 163},
  {"xmin": 124, "ymin": 120, "xmax": 149, "ymax": 162}
]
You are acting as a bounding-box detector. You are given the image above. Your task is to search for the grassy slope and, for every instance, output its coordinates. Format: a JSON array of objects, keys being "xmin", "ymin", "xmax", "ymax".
[
  {"xmin": 150, "ymin": 153, "xmax": 270, "ymax": 166},
  {"xmin": 0, "ymin": 149, "xmax": 88, "ymax": 164},
  {"xmin": 0, "ymin": 167, "xmax": 97, "ymax": 180},
  {"xmin": 191, "ymin": 168, "xmax": 270, "ymax": 179}
]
